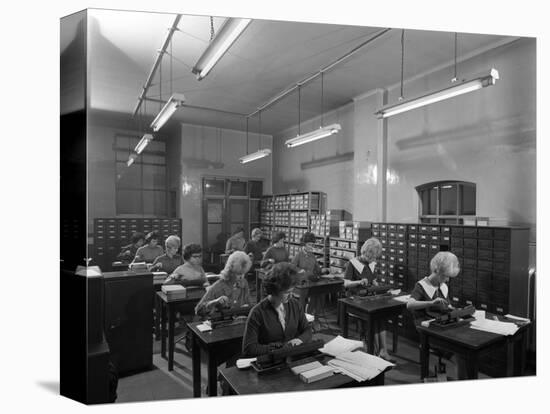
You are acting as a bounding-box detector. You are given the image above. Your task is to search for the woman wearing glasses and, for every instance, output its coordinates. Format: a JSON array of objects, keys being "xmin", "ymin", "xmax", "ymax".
[
  {"xmin": 242, "ymin": 262, "xmax": 312, "ymax": 357},
  {"xmin": 164, "ymin": 243, "xmax": 208, "ymax": 287}
]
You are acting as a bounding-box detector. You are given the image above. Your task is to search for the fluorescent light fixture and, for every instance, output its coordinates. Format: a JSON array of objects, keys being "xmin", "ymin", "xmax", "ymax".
[
  {"xmin": 285, "ymin": 123, "xmax": 341, "ymax": 148},
  {"xmin": 150, "ymin": 93, "xmax": 186, "ymax": 131},
  {"xmin": 239, "ymin": 148, "xmax": 271, "ymax": 164},
  {"xmin": 134, "ymin": 134, "xmax": 153, "ymax": 155},
  {"xmin": 375, "ymin": 68, "xmax": 499, "ymax": 119},
  {"xmin": 192, "ymin": 18, "xmax": 252, "ymax": 81},
  {"xmin": 127, "ymin": 153, "xmax": 137, "ymax": 167}
]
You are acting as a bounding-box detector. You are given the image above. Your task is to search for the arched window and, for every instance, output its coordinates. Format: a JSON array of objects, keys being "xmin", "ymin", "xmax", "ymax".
[{"xmin": 416, "ymin": 181, "xmax": 476, "ymax": 224}]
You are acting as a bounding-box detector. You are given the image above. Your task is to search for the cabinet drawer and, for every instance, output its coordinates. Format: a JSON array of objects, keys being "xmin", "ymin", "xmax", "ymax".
[
  {"xmin": 463, "ymin": 248, "xmax": 477, "ymax": 258},
  {"xmin": 408, "ymin": 225, "xmax": 418, "ymax": 233},
  {"xmin": 463, "ymin": 227, "xmax": 478, "ymax": 238},
  {"xmin": 477, "ymin": 239, "xmax": 493, "ymax": 249},
  {"xmin": 409, "ymin": 233, "xmax": 418, "ymax": 241},
  {"xmin": 493, "ymin": 261, "xmax": 510, "ymax": 273},
  {"xmin": 463, "ymin": 258, "xmax": 476, "ymax": 269},
  {"xmin": 440, "ymin": 235, "xmax": 450, "ymax": 244},
  {"xmin": 419, "ymin": 226, "xmax": 429, "ymax": 233},
  {"xmin": 372, "ymin": 230, "xmax": 380, "ymax": 237},
  {"xmin": 451, "ymin": 227, "xmax": 464, "ymax": 237},
  {"xmin": 463, "ymin": 238, "xmax": 477, "ymax": 248},
  {"xmin": 451, "ymin": 238, "xmax": 463, "ymax": 247},
  {"xmin": 430, "ymin": 235, "xmax": 440, "ymax": 243},
  {"xmin": 372, "ymin": 223, "xmax": 380, "ymax": 229},
  {"xmin": 379, "ymin": 224, "xmax": 387, "ymax": 230},
  {"xmin": 493, "ymin": 229, "xmax": 510, "ymax": 240},
  {"xmin": 478, "ymin": 249, "xmax": 492, "ymax": 260},
  {"xmin": 388, "ymin": 224, "xmax": 397, "ymax": 231},
  {"xmin": 397, "ymin": 225, "xmax": 407, "ymax": 232},
  {"xmin": 477, "ymin": 260, "xmax": 493, "ymax": 271},
  {"xmin": 419, "ymin": 234, "xmax": 429, "ymax": 241},
  {"xmin": 441, "ymin": 226, "xmax": 451, "ymax": 235},
  {"xmin": 451, "ymin": 247, "xmax": 463, "ymax": 257},
  {"xmin": 493, "ymin": 239, "xmax": 509, "ymax": 251},
  {"xmin": 477, "ymin": 228, "xmax": 493, "ymax": 239},
  {"xmin": 492, "ymin": 250, "xmax": 508, "ymax": 262}
]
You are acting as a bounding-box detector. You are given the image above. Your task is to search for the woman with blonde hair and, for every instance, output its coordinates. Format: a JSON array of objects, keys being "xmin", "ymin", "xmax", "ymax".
[
  {"xmin": 195, "ymin": 251, "xmax": 252, "ymax": 317},
  {"xmin": 343, "ymin": 237, "xmax": 393, "ymax": 362}
]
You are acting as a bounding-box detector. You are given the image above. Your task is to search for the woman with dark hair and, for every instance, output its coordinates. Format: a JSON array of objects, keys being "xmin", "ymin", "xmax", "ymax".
[
  {"xmin": 133, "ymin": 231, "xmax": 164, "ymax": 263},
  {"xmin": 117, "ymin": 232, "xmax": 145, "ymax": 262},
  {"xmin": 291, "ymin": 232, "xmax": 329, "ymax": 282},
  {"xmin": 245, "ymin": 228, "xmax": 264, "ymax": 265},
  {"xmin": 225, "ymin": 227, "xmax": 246, "ymax": 254},
  {"xmin": 164, "ymin": 243, "xmax": 208, "ymax": 287},
  {"xmin": 242, "ymin": 262, "xmax": 312, "ymax": 357},
  {"xmin": 260, "ymin": 231, "xmax": 289, "ymax": 268}
]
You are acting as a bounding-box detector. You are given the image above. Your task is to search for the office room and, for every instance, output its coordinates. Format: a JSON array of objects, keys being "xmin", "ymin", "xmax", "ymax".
[{"xmin": 52, "ymin": 0, "xmax": 545, "ymax": 411}]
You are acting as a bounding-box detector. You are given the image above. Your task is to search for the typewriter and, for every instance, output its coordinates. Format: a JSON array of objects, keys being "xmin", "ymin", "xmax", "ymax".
[
  {"xmin": 251, "ymin": 339, "xmax": 325, "ymax": 374},
  {"xmin": 208, "ymin": 305, "xmax": 251, "ymax": 329},
  {"xmin": 426, "ymin": 304, "xmax": 476, "ymax": 328},
  {"xmin": 355, "ymin": 284, "xmax": 394, "ymax": 298}
]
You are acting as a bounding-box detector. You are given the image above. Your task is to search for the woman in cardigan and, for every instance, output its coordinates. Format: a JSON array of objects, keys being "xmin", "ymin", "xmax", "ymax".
[
  {"xmin": 260, "ymin": 231, "xmax": 290, "ymax": 268},
  {"xmin": 242, "ymin": 262, "xmax": 312, "ymax": 357},
  {"xmin": 195, "ymin": 250, "xmax": 252, "ymax": 317}
]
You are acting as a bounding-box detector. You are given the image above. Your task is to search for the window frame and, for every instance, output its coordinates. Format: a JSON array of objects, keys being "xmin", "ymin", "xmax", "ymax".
[{"xmin": 416, "ymin": 180, "xmax": 476, "ymax": 224}]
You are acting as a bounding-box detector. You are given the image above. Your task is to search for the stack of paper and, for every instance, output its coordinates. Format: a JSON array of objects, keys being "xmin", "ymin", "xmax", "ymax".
[
  {"xmin": 470, "ymin": 318, "xmax": 519, "ymax": 336},
  {"xmin": 161, "ymin": 285, "xmax": 187, "ymax": 300},
  {"xmin": 327, "ymin": 350, "xmax": 394, "ymax": 382},
  {"xmin": 236, "ymin": 357, "xmax": 256, "ymax": 369},
  {"xmin": 291, "ymin": 360, "xmax": 324, "ymax": 375},
  {"xmin": 196, "ymin": 321, "xmax": 212, "ymax": 332},
  {"xmin": 393, "ymin": 294, "xmax": 411, "ymax": 303},
  {"xmin": 319, "ymin": 335, "xmax": 363, "ymax": 357},
  {"xmin": 299, "ymin": 365, "xmax": 335, "ymax": 383},
  {"xmin": 153, "ymin": 271, "xmax": 168, "ymax": 281}
]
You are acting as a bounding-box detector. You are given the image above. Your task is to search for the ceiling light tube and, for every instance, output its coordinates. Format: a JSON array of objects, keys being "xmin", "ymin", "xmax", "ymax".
[
  {"xmin": 239, "ymin": 148, "xmax": 272, "ymax": 164},
  {"xmin": 134, "ymin": 134, "xmax": 154, "ymax": 155},
  {"xmin": 192, "ymin": 18, "xmax": 252, "ymax": 81},
  {"xmin": 127, "ymin": 153, "xmax": 137, "ymax": 167},
  {"xmin": 150, "ymin": 93, "xmax": 186, "ymax": 131},
  {"xmin": 285, "ymin": 123, "xmax": 341, "ymax": 148},
  {"xmin": 375, "ymin": 68, "xmax": 499, "ymax": 119}
]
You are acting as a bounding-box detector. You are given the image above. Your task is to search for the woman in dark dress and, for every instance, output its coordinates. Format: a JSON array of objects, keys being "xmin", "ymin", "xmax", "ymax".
[
  {"xmin": 343, "ymin": 237, "xmax": 393, "ymax": 361},
  {"xmin": 242, "ymin": 262, "xmax": 312, "ymax": 357}
]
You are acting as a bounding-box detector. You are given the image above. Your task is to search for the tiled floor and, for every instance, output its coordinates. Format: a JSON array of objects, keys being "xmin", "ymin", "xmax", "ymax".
[{"xmin": 116, "ymin": 300, "xmax": 534, "ymax": 403}]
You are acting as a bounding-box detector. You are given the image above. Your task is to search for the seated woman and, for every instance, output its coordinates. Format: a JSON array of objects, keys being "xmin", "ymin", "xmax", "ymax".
[
  {"xmin": 242, "ymin": 262, "xmax": 312, "ymax": 357},
  {"xmin": 245, "ymin": 228, "xmax": 264, "ymax": 266},
  {"xmin": 164, "ymin": 243, "xmax": 208, "ymax": 287},
  {"xmin": 133, "ymin": 231, "xmax": 164, "ymax": 264},
  {"xmin": 343, "ymin": 237, "xmax": 393, "ymax": 362},
  {"xmin": 225, "ymin": 227, "xmax": 246, "ymax": 254},
  {"xmin": 260, "ymin": 231, "xmax": 289, "ymax": 268},
  {"xmin": 116, "ymin": 232, "xmax": 144, "ymax": 263},
  {"xmin": 291, "ymin": 232, "xmax": 329, "ymax": 282},
  {"xmin": 151, "ymin": 235, "xmax": 183, "ymax": 274},
  {"xmin": 195, "ymin": 251, "xmax": 252, "ymax": 317},
  {"xmin": 407, "ymin": 251, "xmax": 466, "ymax": 379}
]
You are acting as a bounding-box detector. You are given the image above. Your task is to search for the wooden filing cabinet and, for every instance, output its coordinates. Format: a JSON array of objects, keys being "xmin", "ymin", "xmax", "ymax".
[{"xmin": 103, "ymin": 271, "xmax": 153, "ymax": 376}]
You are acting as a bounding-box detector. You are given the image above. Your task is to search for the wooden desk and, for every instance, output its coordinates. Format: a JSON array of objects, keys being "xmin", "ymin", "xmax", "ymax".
[
  {"xmin": 339, "ymin": 296, "xmax": 406, "ymax": 355},
  {"xmin": 188, "ymin": 321, "xmax": 246, "ymax": 397},
  {"xmin": 156, "ymin": 290, "xmax": 205, "ymax": 371},
  {"xmin": 416, "ymin": 317, "xmax": 530, "ymax": 380},
  {"xmin": 218, "ymin": 356, "xmax": 386, "ymax": 396},
  {"xmin": 293, "ymin": 278, "xmax": 344, "ymax": 310}
]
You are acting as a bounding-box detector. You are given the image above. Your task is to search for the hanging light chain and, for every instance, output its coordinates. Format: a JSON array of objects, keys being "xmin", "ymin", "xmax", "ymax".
[
  {"xmin": 259, "ymin": 110, "xmax": 262, "ymax": 149},
  {"xmin": 298, "ymin": 85, "xmax": 301, "ymax": 135},
  {"xmin": 321, "ymin": 72, "xmax": 324, "ymax": 127},
  {"xmin": 399, "ymin": 29, "xmax": 405, "ymax": 101},
  {"xmin": 210, "ymin": 17, "xmax": 215, "ymax": 41},
  {"xmin": 246, "ymin": 117, "xmax": 249, "ymax": 154},
  {"xmin": 452, "ymin": 32, "xmax": 458, "ymax": 83}
]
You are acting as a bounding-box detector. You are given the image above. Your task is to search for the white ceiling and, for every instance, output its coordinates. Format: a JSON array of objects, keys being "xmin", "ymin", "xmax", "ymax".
[{"xmin": 73, "ymin": 8, "xmax": 513, "ymax": 135}]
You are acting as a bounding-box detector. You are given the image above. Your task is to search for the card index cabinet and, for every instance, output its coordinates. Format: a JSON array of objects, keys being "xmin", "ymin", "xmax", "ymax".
[
  {"xmin": 92, "ymin": 218, "xmax": 182, "ymax": 271},
  {"xmin": 371, "ymin": 223, "xmax": 530, "ymax": 341}
]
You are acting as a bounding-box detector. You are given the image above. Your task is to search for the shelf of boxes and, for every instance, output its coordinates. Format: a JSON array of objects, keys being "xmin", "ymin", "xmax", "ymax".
[
  {"xmin": 312, "ymin": 236, "xmax": 329, "ymax": 268},
  {"xmin": 328, "ymin": 237, "xmax": 361, "ymax": 274}
]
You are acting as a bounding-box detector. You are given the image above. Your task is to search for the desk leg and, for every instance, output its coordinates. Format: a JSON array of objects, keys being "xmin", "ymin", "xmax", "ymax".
[
  {"xmin": 366, "ymin": 314, "xmax": 375, "ymax": 355},
  {"xmin": 419, "ymin": 333, "xmax": 429, "ymax": 380},
  {"xmin": 155, "ymin": 294, "xmax": 161, "ymax": 341},
  {"xmin": 341, "ymin": 304, "xmax": 349, "ymax": 338},
  {"xmin": 168, "ymin": 305, "xmax": 175, "ymax": 371},
  {"xmin": 207, "ymin": 350, "xmax": 218, "ymax": 397},
  {"xmin": 506, "ymin": 337, "xmax": 515, "ymax": 377},
  {"xmin": 192, "ymin": 334, "xmax": 201, "ymax": 398},
  {"xmin": 465, "ymin": 352, "xmax": 479, "ymax": 379},
  {"xmin": 518, "ymin": 331, "xmax": 527, "ymax": 375},
  {"xmin": 392, "ymin": 318, "xmax": 398, "ymax": 354},
  {"xmin": 161, "ymin": 301, "xmax": 167, "ymax": 359}
]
